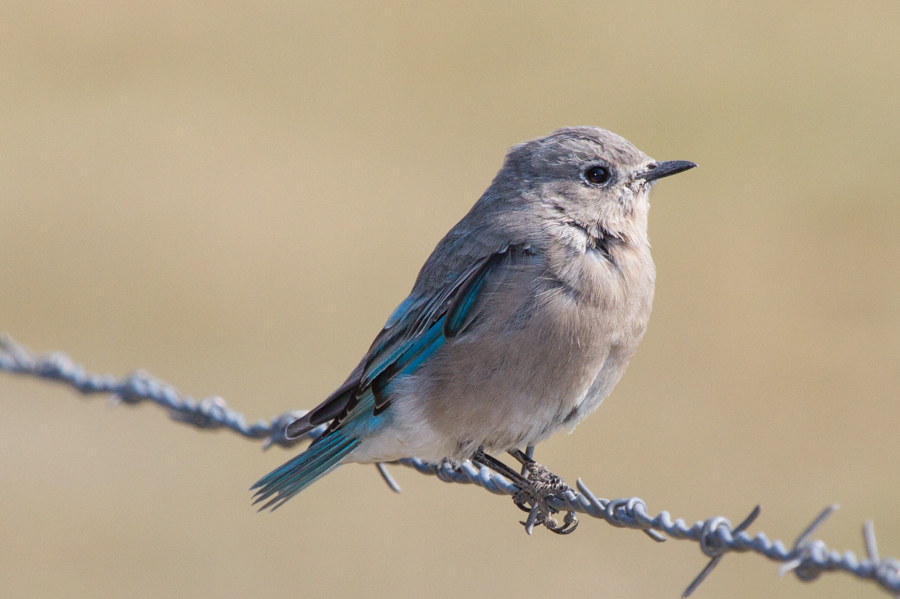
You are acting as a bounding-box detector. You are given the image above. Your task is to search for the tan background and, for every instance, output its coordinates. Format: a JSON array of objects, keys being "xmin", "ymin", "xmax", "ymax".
[{"xmin": 2, "ymin": 2, "xmax": 899, "ymax": 598}]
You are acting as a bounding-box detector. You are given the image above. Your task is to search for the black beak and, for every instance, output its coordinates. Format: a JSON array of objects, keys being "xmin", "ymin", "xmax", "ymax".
[{"xmin": 638, "ymin": 160, "xmax": 697, "ymax": 183}]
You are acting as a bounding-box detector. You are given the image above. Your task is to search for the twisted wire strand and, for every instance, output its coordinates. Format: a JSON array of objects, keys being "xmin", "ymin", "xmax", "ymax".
[{"xmin": 2, "ymin": 335, "xmax": 898, "ymax": 597}]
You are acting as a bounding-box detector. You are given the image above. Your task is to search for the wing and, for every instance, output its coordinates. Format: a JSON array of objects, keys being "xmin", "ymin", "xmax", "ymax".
[{"xmin": 285, "ymin": 245, "xmax": 528, "ymax": 439}]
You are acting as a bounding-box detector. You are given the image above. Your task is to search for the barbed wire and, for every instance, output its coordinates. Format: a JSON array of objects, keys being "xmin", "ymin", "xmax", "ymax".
[{"xmin": 1, "ymin": 334, "xmax": 898, "ymax": 597}]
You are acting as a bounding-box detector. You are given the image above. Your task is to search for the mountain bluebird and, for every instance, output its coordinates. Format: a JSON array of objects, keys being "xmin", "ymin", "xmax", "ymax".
[{"xmin": 253, "ymin": 127, "xmax": 695, "ymax": 530}]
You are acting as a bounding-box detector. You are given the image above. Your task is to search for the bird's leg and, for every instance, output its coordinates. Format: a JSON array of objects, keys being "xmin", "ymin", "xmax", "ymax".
[
  {"xmin": 473, "ymin": 447, "xmax": 578, "ymax": 535},
  {"xmin": 470, "ymin": 449, "xmax": 533, "ymax": 516},
  {"xmin": 506, "ymin": 446, "xmax": 536, "ymax": 475},
  {"xmin": 507, "ymin": 447, "xmax": 534, "ymax": 467},
  {"xmin": 471, "ymin": 448, "xmax": 528, "ymax": 485}
]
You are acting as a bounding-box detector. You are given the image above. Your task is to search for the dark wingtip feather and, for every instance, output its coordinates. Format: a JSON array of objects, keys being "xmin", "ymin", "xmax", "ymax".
[{"xmin": 285, "ymin": 416, "xmax": 315, "ymax": 439}]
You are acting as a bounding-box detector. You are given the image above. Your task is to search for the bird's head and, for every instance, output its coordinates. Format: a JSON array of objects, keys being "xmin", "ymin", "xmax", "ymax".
[{"xmin": 495, "ymin": 126, "xmax": 695, "ymax": 247}]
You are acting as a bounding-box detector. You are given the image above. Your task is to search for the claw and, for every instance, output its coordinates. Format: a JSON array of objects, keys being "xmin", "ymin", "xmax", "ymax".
[
  {"xmin": 512, "ymin": 459, "xmax": 578, "ymax": 535},
  {"xmin": 512, "ymin": 494, "xmax": 533, "ymax": 514},
  {"xmin": 551, "ymin": 511, "xmax": 579, "ymax": 535}
]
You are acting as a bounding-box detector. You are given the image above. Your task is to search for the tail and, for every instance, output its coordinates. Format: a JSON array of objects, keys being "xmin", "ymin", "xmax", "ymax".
[{"xmin": 251, "ymin": 431, "xmax": 360, "ymax": 511}]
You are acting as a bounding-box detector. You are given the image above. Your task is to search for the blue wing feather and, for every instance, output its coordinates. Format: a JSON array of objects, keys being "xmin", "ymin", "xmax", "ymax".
[{"xmin": 253, "ymin": 247, "xmax": 518, "ymax": 505}]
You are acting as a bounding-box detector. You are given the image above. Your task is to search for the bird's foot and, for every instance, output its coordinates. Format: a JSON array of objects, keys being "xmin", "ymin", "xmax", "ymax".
[
  {"xmin": 511, "ymin": 460, "xmax": 579, "ymax": 535},
  {"xmin": 471, "ymin": 447, "xmax": 578, "ymax": 535}
]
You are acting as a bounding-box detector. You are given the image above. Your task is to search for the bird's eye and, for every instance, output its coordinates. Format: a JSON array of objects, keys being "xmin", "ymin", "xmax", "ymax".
[{"xmin": 583, "ymin": 166, "xmax": 610, "ymax": 185}]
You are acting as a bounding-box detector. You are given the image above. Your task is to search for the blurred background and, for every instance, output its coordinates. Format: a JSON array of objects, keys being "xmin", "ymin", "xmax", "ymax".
[{"xmin": 1, "ymin": 2, "xmax": 899, "ymax": 598}]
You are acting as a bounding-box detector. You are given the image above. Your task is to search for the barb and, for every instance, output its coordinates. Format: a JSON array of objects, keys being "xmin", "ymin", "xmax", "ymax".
[{"xmin": 2, "ymin": 335, "xmax": 899, "ymax": 596}]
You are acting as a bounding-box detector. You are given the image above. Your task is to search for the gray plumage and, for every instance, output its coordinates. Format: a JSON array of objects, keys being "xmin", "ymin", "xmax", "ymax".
[{"xmin": 253, "ymin": 126, "xmax": 695, "ymax": 508}]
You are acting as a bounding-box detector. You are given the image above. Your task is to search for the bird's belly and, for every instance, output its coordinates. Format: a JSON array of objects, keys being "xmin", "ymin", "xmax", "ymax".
[
  {"xmin": 381, "ymin": 321, "xmax": 628, "ymax": 461},
  {"xmin": 345, "ymin": 421, "xmax": 454, "ymax": 464},
  {"xmin": 349, "ymin": 343, "xmax": 633, "ymax": 464}
]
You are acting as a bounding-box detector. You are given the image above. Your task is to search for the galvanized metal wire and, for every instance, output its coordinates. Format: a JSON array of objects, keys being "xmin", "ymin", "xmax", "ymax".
[{"xmin": 2, "ymin": 334, "xmax": 898, "ymax": 597}]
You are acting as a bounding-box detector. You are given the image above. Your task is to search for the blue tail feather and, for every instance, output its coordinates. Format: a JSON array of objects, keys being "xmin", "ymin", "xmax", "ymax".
[
  {"xmin": 251, "ymin": 432, "xmax": 360, "ymax": 511},
  {"xmin": 252, "ymin": 434, "xmax": 343, "ymax": 494}
]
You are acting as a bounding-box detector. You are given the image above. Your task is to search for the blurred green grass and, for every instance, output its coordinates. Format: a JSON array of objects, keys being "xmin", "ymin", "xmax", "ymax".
[{"xmin": 1, "ymin": 2, "xmax": 898, "ymax": 598}]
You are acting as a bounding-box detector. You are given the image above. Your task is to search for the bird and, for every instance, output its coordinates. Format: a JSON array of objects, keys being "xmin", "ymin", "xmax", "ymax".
[{"xmin": 252, "ymin": 126, "xmax": 695, "ymax": 530}]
